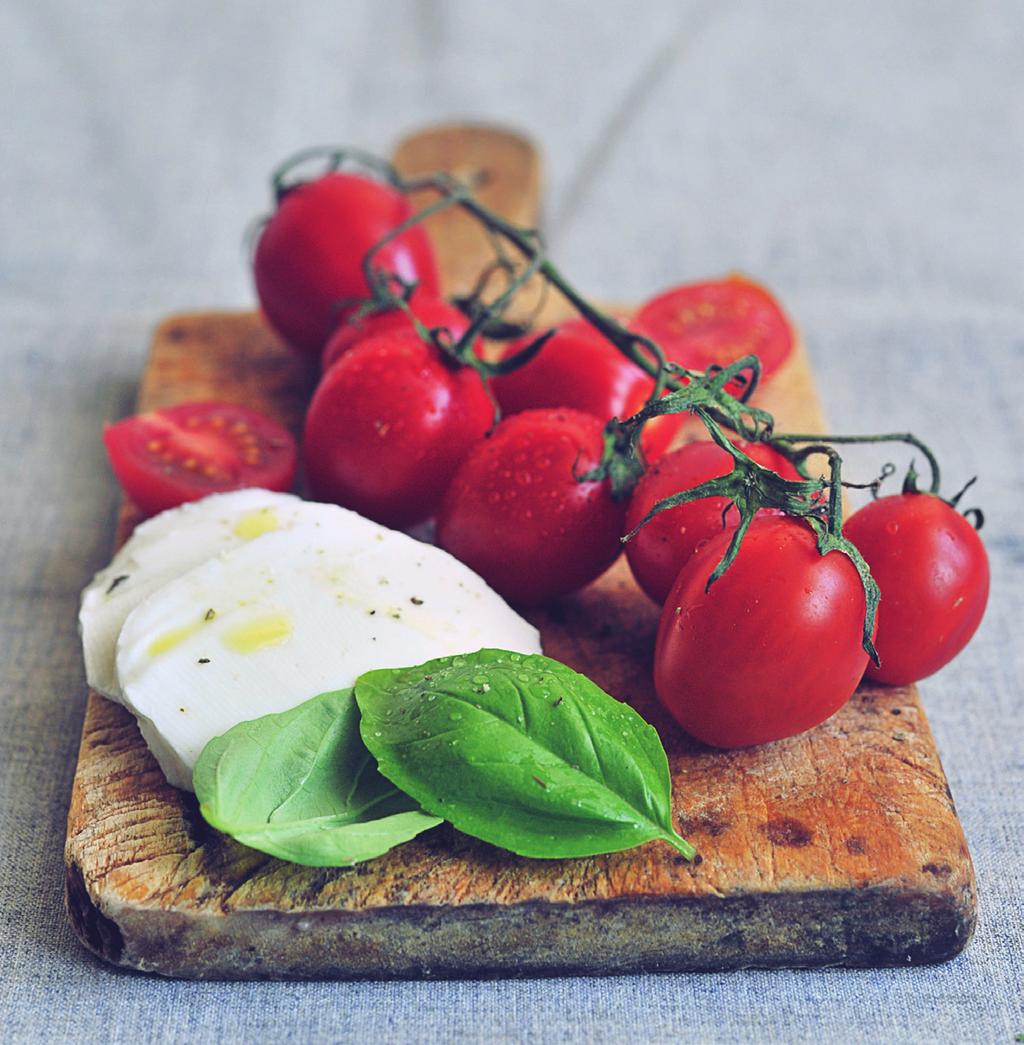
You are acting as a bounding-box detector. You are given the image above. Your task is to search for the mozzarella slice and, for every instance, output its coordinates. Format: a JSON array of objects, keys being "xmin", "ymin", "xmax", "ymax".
[
  {"xmin": 115, "ymin": 524, "xmax": 542, "ymax": 790},
  {"xmin": 79, "ymin": 489, "xmax": 382, "ymax": 700}
]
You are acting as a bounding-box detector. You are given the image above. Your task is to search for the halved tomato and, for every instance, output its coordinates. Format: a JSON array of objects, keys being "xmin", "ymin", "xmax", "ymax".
[
  {"xmin": 635, "ymin": 275, "xmax": 794, "ymax": 381},
  {"xmin": 103, "ymin": 401, "xmax": 297, "ymax": 517}
]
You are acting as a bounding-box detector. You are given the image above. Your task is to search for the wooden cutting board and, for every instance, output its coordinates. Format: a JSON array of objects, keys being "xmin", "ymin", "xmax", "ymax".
[{"xmin": 65, "ymin": 124, "xmax": 976, "ymax": 979}]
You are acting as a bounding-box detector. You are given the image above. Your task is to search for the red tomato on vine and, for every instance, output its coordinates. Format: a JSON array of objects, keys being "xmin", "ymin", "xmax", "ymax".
[
  {"xmin": 436, "ymin": 409, "xmax": 625, "ymax": 604},
  {"xmin": 844, "ymin": 493, "xmax": 989, "ymax": 685},
  {"xmin": 303, "ymin": 331, "xmax": 491, "ymax": 529},
  {"xmin": 254, "ymin": 172, "xmax": 440, "ymax": 358},
  {"xmin": 321, "ymin": 296, "xmax": 470, "ymax": 373},
  {"xmin": 654, "ymin": 517, "xmax": 870, "ymax": 748},
  {"xmin": 492, "ymin": 319, "xmax": 683, "ymax": 460},
  {"xmin": 625, "ymin": 440, "xmax": 801, "ymax": 603}
]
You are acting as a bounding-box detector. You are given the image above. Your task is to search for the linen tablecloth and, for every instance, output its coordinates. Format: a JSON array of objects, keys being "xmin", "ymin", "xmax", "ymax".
[{"xmin": 2, "ymin": 2, "xmax": 1021, "ymax": 1040}]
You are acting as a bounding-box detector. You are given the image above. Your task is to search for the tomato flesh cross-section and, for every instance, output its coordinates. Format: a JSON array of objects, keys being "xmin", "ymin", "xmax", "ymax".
[{"xmin": 103, "ymin": 401, "xmax": 297, "ymax": 517}]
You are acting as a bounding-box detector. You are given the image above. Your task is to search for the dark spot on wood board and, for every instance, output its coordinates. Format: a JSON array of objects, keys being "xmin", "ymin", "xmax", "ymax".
[
  {"xmin": 166, "ymin": 325, "xmax": 188, "ymax": 342},
  {"xmin": 891, "ymin": 708, "xmax": 902, "ymax": 716},
  {"xmin": 922, "ymin": 862, "xmax": 953, "ymax": 877},
  {"xmin": 678, "ymin": 813, "xmax": 732, "ymax": 838},
  {"xmin": 763, "ymin": 817, "xmax": 813, "ymax": 847},
  {"xmin": 845, "ymin": 836, "xmax": 866, "ymax": 854}
]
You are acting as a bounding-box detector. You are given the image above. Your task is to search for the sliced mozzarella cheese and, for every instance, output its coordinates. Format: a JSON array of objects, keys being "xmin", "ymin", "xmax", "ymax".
[
  {"xmin": 79, "ymin": 489, "xmax": 382, "ymax": 700},
  {"xmin": 115, "ymin": 524, "xmax": 542, "ymax": 790}
]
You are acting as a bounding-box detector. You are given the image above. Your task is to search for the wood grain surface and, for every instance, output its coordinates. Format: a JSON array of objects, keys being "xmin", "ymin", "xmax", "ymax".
[{"xmin": 64, "ymin": 126, "xmax": 975, "ymax": 980}]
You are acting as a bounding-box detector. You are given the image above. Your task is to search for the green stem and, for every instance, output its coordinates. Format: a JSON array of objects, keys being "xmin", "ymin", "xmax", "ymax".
[
  {"xmin": 772, "ymin": 432, "xmax": 941, "ymax": 495},
  {"xmin": 271, "ymin": 145, "xmax": 394, "ymax": 201}
]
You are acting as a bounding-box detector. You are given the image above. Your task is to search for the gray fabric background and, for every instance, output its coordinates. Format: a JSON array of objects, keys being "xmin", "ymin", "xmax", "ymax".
[{"xmin": 2, "ymin": 1, "xmax": 1021, "ymax": 1041}]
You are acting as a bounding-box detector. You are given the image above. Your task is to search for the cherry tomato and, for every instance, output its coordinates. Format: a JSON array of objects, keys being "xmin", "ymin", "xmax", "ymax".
[
  {"xmin": 436, "ymin": 409, "xmax": 625, "ymax": 604},
  {"xmin": 303, "ymin": 331, "xmax": 492, "ymax": 529},
  {"xmin": 655, "ymin": 517, "xmax": 870, "ymax": 748},
  {"xmin": 103, "ymin": 401, "xmax": 297, "ymax": 517},
  {"xmin": 254, "ymin": 173, "xmax": 441, "ymax": 358},
  {"xmin": 844, "ymin": 493, "xmax": 989, "ymax": 685},
  {"xmin": 492, "ymin": 319, "xmax": 683, "ymax": 460},
  {"xmin": 321, "ymin": 296, "xmax": 470, "ymax": 374},
  {"xmin": 635, "ymin": 275, "xmax": 793, "ymax": 381},
  {"xmin": 625, "ymin": 440, "xmax": 801, "ymax": 603}
]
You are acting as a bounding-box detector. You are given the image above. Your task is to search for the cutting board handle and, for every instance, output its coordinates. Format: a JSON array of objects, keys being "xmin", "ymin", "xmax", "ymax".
[{"xmin": 391, "ymin": 123, "xmax": 542, "ymax": 299}]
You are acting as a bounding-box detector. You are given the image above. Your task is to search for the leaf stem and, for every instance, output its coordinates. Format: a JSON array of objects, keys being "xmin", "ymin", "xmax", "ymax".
[{"xmin": 664, "ymin": 832, "xmax": 698, "ymax": 860}]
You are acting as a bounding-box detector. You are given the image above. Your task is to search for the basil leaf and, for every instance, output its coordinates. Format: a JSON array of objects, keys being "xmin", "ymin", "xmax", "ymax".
[
  {"xmin": 355, "ymin": 650, "xmax": 695, "ymax": 860},
  {"xmin": 193, "ymin": 688, "xmax": 442, "ymax": 867}
]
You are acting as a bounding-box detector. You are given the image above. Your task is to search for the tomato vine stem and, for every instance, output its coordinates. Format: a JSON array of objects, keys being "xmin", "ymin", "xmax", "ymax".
[{"xmin": 770, "ymin": 432, "xmax": 941, "ymax": 495}]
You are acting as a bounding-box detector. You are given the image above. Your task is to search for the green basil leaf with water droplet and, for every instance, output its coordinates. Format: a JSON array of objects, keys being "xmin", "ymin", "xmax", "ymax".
[
  {"xmin": 193, "ymin": 688, "xmax": 441, "ymax": 867},
  {"xmin": 355, "ymin": 650, "xmax": 695, "ymax": 860}
]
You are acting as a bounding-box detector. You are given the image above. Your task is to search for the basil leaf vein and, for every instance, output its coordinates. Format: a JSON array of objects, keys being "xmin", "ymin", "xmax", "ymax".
[{"xmin": 355, "ymin": 650, "xmax": 695, "ymax": 860}]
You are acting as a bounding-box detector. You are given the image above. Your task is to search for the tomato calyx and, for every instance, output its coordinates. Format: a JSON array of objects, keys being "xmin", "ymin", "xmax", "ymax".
[
  {"xmin": 628, "ymin": 421, "xmax": 882, "ymax": 664},
  {"xmin": 572, "ymin": 354, "xmax": 887, "ymax": 660},
  {"xmin": 269, "ymin": 145, "xmax": 397, "ymax": 204},
  {"xmin": 900, "ymin": 462, "xmax": 986, "ymax": 531},
  {"xmin": 578, "ymin": 352, "xmax": 773, "ymax": 503},
  {"xmin": 943, "ymin": 475, "xmax": 985, "ymax": 530}
]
